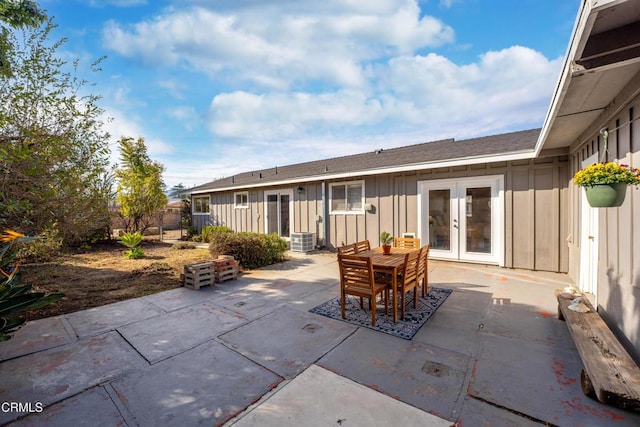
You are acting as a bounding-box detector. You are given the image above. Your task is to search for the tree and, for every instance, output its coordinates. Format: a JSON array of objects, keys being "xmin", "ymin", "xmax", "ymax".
[
  {"xmin": 168, "ymin": 183, "xmax": 187, "ymax": 199},
  {"xmin": 0, "ymin": 18, "xmax": 113, "ymax": 245},
  {"xmin": 115, "ymin": 137, "xmax": 168, "ymax": 233},
  {"xmin": 0, "ymin": 0, "xmax": 47, "ymax": 77}
]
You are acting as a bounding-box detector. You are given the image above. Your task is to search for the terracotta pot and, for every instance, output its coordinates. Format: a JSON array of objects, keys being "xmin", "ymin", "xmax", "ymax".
[{"xmin": 382, "ymin": 244, "xmax": 392, "ymax": 255}]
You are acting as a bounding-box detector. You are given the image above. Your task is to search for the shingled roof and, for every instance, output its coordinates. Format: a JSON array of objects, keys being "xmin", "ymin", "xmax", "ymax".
[{"xmin": 191, "ymin": 128, "xmax": 540, "ymax": 193}]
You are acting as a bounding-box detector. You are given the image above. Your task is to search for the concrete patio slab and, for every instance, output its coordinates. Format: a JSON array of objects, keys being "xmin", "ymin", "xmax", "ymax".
[
  {"xmin": 8, "ymin": 386, "xmax": 126, "ymax": 427},
  {"xmin": 143, "ymin": 286, "xmax": 218, "ymax": 312},
  {"xmin": 317, "ymin": 327, "xmax": 469, "ymax": 422},
  {"xmin": 456, "ymin": 396, "xmax": 542, "ymax": 427},
  {"xmin": 0, "ymin": 331, "xmax": 146, "ymax": 425},
  {"xmin": 64, "ymin": 297, "xmax": 165, "ymax": 337},
  {"xmin": 230, "ymin": 364, "xmax": 452, "ymax": 427},
  {"xmin": 481, "ymin": 301, "xmax": 577, "ymax": 351},
  {"xmin": 209, "ymin": 289, "xmax": 286, "ymax": 320},
  {"xmin": 110, "ymin": 339, "xmax": 282, "ymax": 427},
  {"xmin": 219, "ymin": 305, "xmax": 356, "ymax": 379},
  {"xmin": 241, "ymin": 277, "xmax": 328, "ymax": 303},
  {"xmin": 470, "ymin": 334, "xmax": 640, "ymax": 426},
  {"xmin": 412, "ymin": 304, "xmax": 485, "ymax": 356},
  {"xmin": 118, "ymin": 300, "xmax": 246, "ymax": 363},
  {"xmin": 0, "ymin": 316, "xmax": 76, "ymax": 362}
]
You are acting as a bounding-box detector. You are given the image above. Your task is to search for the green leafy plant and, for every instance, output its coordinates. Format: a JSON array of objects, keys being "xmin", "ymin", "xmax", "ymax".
[
  {"xmin": 380, "ymin": 231, "xmax": 393, "ymax": 246},
  {"xmin": 200, "ymin": 225, "xmax": 233, "ymax": 243},
  {"xmin": 118, "ymin": 232, "xmax": 144, "ymax": 259},
  {"xmin": 1, "ymin": 230, "xmax": 64, "ymax": 341},
  {"xmin": 573, "ymin": 162, "xmax": 640, "ymax": 187},
  {"xmin": 209, "ymin": 232, "xmax": 287, "ymax": 269}
]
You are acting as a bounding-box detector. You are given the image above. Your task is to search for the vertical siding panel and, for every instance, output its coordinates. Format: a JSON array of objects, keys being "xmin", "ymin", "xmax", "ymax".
[
  {"xmin": 618, "ymin": 117, "xmax": 632, "ymax": 287},
  {"xmin": 534, "ymin": 167, "xmax": 556, "ymax": 271},
  {"xmin": 378, "ymin": 175, "xmax": 394, "ymax": 246},
  {"xmin": 504, "ymin": 166, "xmax": 514, "ymax": 268},
  {"xmin": 559, "ymin": 162, "xmax": 570, "ymax": 273},
  {"xmin": 511, "ymin": 168, "xmax": 534, "ymax": 269},
  {"xmin": 405, "ymin": 175, "xmax": 418, "ymax": 236},
  {"xmin": 631, "ymin": 107, "xmax": 640, "ymax": 291}
]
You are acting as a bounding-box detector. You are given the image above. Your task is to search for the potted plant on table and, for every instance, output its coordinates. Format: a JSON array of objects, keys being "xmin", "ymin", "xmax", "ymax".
[
  {"xmin": 573, "ymin": 162, "xmax": 640, "ymax": 207},
  {"xmin": 380, "ymin": 231, "xmax": 393, "ymax": 255}
]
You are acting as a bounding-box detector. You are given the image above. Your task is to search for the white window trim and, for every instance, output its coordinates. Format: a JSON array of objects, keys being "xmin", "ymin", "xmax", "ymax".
[
  {"xmin": 192, "ymin": 195, "xmax": 210, "ymax": 215},
  {"xmin": 234, "ymin": 191, "xmax": 249, "ymax": 209},
  {"xmin": 329, "ymin": 180, "xmax": 365, "ymax": 215}
]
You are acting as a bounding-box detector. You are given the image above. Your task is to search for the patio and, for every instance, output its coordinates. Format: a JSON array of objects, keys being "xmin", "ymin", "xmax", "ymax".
[{"xmin": 1, "ymin": 252, "xmax": 639, "ymax": 426}]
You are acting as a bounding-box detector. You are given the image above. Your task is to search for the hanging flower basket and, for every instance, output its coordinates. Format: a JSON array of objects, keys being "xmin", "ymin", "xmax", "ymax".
[
  {"xmin": 584, "ymin": 183, "xmax": 627, "ymax": 207},
  {"xmin": 573, "ymin": 162, "xmax": 640, "ymax": 208}
]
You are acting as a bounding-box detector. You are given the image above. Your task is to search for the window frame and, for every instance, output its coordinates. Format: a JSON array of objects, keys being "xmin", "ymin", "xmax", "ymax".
[
  {"xmin": 192, "ymin": 195, "xmax": 210, "ymax": 215},
  {"xmin": 329, "ymin": 180, "xmax": 365, "ymax": 215},
  {"xmin": 234, "ymin": 191, "xmax": 249, "ymax": 209}
]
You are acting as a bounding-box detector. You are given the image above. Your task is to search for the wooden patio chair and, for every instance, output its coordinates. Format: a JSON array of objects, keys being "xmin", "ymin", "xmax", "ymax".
[
  {"xmin": 394, "ymin": 237, "xmax": 420, "ymax": 249},
  {"xmin": 338, "ymin": 254, "xmax": 389, "ymax": 327},
  {"xmin": 395, "ymin": 249, "xmax": 420, "ymax": 320},
  {"xmin": 418, "ymin": 244, "xmax": 430, "ymax": 297},
  {"xmin": 337, "ymin": 243, "xmax": 357, "ymax": 255},
  {"xmin": 354, "ymin": 240, "xmax": 370, "ymax": 253}
]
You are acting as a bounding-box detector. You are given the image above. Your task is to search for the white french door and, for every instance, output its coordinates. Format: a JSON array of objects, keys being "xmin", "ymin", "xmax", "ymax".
[
  {"xmin": 264, "ymin": 189, "xmax": 293, "ymax": 238},
  {"xmin": 418, "ymin": 176, "xmax": 504, "ymax": 265},
  {"xmin": 579, "ymin": 153, "xmax": 599, "ymax": 299}
]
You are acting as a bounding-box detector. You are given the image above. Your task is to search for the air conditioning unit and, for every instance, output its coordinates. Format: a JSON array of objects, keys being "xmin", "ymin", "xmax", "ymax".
[{"xmin": 290, "ymin": 232, "xmax": 316, "ymax": 253}]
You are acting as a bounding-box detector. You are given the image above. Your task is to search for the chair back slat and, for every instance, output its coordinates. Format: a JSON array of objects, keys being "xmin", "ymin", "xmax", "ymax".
[
  {"xmin": 339, "ymin": 254, "xmax": 373, "ymax": 291},
  {"xmin": 400, "ymin": 250, "xmax": 420, "ymax": 285},
  {"xmin": 338, "ymin": 243, "xmax": 357, "ymax": 255},
  {"xmin": 354, "ymin": 240, "xmax": 370, "ymax": 253},
  {"xmin": 394, "ymin": 237, "xmax": 420, "ymax": 249}
]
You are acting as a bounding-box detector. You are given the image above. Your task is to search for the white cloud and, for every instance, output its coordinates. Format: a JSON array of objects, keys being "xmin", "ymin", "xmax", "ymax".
[{"xmin": 102, "ymin": 0, "xmax": 454, "ymax": 89}]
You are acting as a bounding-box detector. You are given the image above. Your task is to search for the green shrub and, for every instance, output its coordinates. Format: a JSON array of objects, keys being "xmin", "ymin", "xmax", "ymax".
[
  {"xmin": 118, "ymin": 232, "xmax": 144, "ymax": 259},
  {"xmin": 209, "ymin": 232, "xmax": 287, "ymax": 269},
  {"xmin": 16, "ymin": 227, "xmax": 63, "ymax": 263},
  {"xmin": 201, "ymin": 225, "xmax": 233, "ymax": 243},
  {"xmin": 124, "ymin": 247, "xmax": 145, "ymax": 259}
]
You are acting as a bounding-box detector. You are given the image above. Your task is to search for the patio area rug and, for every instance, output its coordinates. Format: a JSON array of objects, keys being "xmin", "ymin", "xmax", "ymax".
[{"xmin": 309, "ymin": 287, "xmax": 452, "ymax": 340}]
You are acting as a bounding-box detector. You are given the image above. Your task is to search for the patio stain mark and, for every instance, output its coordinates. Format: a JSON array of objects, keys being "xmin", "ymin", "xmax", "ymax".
[
  {"xmin": 551, "ymin": 357, "xmax": 576, "ymax": 386},
  {"xmin": 302, "ymin": 323, "xmax": 321, "ymax": 333},
  {"xmin": 537, "ymin": 310, "xmax": 555, "ymax": 318},
  {"xmin": 234, "ymin": 301, "xmax": 246, "ymax": 307},
  {"xmin": 560, "ymin": 396, "xmax": 626, "ymax": 421},
  {"xmin": 422, "ymin": 360, "xmax": 452, "ymax": 378},
  {"xmin": 38, "ymin": 350, "xmax": 74, "ymax": 375}
]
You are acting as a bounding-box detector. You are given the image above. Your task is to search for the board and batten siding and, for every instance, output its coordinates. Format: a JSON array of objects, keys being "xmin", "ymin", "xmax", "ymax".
[
  {"xmin": 568, "ymin": 96, "xmax": 640, "ymax": 362},
  {"xmin": 194, "ymin": 156, "xmax": 569, "ymax": 273},
  {"xmin": 327, "ymin": 156, "xmax": 568, "ymax": 272}
]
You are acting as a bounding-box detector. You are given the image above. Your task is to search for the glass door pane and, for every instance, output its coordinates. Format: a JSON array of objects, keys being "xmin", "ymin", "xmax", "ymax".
[
  {"xmin": 464, "ymin": 187, "xmax": 491, "ymax": 253},
  {"xmin": 428, "ymin": 189, "xmax": 451, "ymax": 250},
  {"xmin": 280, "ymin": 194, "xmax": 290, "ymax": 237},
  {"xmin": 267, "ymin": 194, "xmax": 278, "ymax": 235}
]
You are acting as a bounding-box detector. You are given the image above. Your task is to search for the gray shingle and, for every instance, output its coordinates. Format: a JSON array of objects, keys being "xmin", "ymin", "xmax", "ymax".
[{"xmin": 191, "ymin": 128, "xmax": 540, "ymax": 192}]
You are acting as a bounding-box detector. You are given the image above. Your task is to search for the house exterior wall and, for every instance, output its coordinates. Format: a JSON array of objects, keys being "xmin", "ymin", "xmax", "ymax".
[
  {"xmin": 568, "ymin": 94, "xmax": 640, "ymax": 362},
  {"xmin": 194, "ymin": 155, "xmax": 569, "ymax": 273}
]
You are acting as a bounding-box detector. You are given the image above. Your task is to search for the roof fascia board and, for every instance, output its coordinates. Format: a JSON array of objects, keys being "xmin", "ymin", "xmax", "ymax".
[
  {"xmin": 534, "ymin": 0, "xmax": 595, "ymax": 155},
  {"xmin": 190, "ymin": 150, "xmax": 536, "ymax": 194}
]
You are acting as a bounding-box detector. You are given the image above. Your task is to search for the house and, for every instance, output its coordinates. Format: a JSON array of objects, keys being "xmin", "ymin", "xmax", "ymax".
[
  {"xmin": 190, "ymin": 0, "xmax": 640, "ymax": 360},
  {"xmin": 190, "ymin": 128, "xmax": 569, "ymax": 272}
]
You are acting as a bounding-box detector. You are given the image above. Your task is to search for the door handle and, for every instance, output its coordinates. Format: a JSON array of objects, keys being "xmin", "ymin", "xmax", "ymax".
[{"xmin": 588, "ymin": 236, "xmax": 594, "ymax": 240}]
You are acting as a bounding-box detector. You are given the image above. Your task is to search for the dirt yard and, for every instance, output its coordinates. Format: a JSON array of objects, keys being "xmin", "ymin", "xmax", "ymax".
[{"xmin": 22, "ymin": 230, "xmax": 215, "ymax": 321}]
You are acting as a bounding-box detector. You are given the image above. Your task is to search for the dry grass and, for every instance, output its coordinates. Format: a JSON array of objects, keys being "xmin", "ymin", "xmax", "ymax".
[{"xmin": 22, "ymin": 230, "xmax": 213, "ymax": 320}]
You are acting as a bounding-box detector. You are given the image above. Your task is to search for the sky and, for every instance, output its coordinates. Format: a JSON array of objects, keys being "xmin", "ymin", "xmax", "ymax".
[{"xmin": 38, "ymin": 0, "xmax": 580, "ymax": 190}]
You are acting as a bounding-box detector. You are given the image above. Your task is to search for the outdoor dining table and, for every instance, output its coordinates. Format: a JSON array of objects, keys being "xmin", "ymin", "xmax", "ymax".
[{"xmin": 353, "ymin": 246, "xmax": 415, "ymax": 323}]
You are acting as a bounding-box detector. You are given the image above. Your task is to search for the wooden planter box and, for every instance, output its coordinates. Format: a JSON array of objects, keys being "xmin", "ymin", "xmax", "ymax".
[{"xmin": 183, "ymin": 262, "xmax": 215, "ymax": 290}]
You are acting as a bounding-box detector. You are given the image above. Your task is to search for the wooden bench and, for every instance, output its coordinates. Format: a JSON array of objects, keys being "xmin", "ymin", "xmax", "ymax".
[{"xmin": 556, "ymin": 290, "xmax": 640, "ymax": 411}]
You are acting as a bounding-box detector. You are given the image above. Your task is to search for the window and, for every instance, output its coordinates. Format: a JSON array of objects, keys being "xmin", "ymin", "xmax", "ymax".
[
  {"xmin": 234, "ymin": 191, "xmax": 249, "ymax": 209},
  {"xmin": 330, "ymin": 181, "xmax": 364, "ymax": 214},
  {"xmin": 193, "ymin": 196, "xmax": 210, "ymax": 214}
]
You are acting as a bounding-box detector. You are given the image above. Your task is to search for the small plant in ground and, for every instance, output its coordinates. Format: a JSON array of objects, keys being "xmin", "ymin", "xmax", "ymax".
[
  {"xmin": 209, "ymin": 232, "xmax": 287, "ymax": 269},
  {"xmin": 118, "ymin": 232, "xmax": 144, "ymax": 259},
  {"xmin": 0, "ymin": 230, "xmax": 64, "ymax": 341}
]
